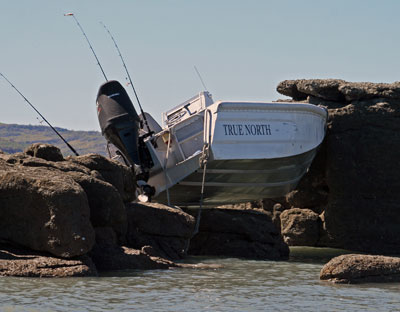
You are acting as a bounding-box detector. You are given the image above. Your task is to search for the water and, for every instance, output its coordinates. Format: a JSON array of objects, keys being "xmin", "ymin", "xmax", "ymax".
[{"xmin": 0, "ymin": 247, "xmax": 399, "ymax": 312}]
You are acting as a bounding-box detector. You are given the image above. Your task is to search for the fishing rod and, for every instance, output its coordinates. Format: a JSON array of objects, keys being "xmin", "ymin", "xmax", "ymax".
[
  {"xmin": 194, "ymin": 65, "xmax": 208, "ymax": 91},
  {"xmin": 64, "ymin": 13, "xmax": 108, "ymax": 81},
  {"xmin": 0, "ymin": 72, "xmax": 80, "ymax": 156},
  {"xmin": 100, "ymin": 21, "xmax": 151, "ymax": 133}
]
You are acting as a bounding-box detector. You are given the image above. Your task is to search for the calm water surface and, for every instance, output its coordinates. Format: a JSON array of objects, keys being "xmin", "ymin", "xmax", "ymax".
[{"xmin": 0, "ymin": 247, "xmax": 399, "ymax": 311}]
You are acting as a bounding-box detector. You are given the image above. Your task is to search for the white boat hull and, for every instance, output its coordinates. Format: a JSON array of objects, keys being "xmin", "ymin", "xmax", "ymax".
[
  {"xmin": 154, "ymin": 149, "xmax": 317, "ymax": 206},
  {"xmin": 145, "ymin": 99, "xmax": 327, "ymax": 206}
]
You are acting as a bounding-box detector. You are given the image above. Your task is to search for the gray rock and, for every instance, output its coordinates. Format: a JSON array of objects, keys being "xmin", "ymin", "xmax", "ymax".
[{"xmin": 320, "ymin": 254, "xmax": 400, "ymax": 284}]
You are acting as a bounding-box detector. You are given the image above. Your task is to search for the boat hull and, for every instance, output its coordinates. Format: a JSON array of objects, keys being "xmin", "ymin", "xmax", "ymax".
[
  {"xmin": 154, "ymin": 148, "xmax": 317, "ymax": 206},
  {"xmin": 145, "ymin": 100, "xmax": 327, "ymax": 206}
]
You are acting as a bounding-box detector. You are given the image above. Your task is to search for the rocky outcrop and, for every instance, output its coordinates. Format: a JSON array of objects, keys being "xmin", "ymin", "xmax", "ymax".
[
  {"xmin": 0, "ymin": 243, "xmax": 97, "ymax": 277},
  {"xmin": 320, "ymin": 254, "xmax": 400, "ymax": 284},
  {"xmin": 0, "ymin": 145, "xmax": 226, "ymax": 276},
  {"xmin": 126, "ymin": 202, "xmax": 196, "ymax": 260},
  {"xmin": 187, "ymin": 208, "xmax": 289, "ymax": 260},
  {"xmin": 280, "ymin": 208, "xmax": 320, "ymax": 246},
  {"xmin": 0, "ymin": 161, "xmax": 95, "ymax": 258},
  {"xmin": 277, "ymin": 79, "xmax": 400, "ymax": 102},
  {"xmin": 275, "ymin": 79, "xmax": 400, "ymax": 254}
]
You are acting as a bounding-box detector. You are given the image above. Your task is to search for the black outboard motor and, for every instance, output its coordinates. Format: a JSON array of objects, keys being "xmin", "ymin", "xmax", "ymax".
[
  {"xmin": 96, "ymin": 80, "xmax": 155, "ymax": 200},
  {"xmin": 96, "ymin": 80, "xmax": 141, "ymax": 167}
]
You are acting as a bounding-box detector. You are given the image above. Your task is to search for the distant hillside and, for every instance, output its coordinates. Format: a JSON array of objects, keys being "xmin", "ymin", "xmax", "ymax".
[{"xmin": 0, "ymin": 122, "xmax": 107, "ymax": 156}]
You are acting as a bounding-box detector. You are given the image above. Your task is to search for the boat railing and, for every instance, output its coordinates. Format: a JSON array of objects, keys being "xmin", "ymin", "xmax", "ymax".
[{"xmin": 203, "ymin": 108, "xmax": 212, "ymax": 146}]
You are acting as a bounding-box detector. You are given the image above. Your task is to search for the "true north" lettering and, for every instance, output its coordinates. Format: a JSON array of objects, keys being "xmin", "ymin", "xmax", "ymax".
[{"xmin": 222, "ymin": 124, "xmax": 272, "ymax": 136}]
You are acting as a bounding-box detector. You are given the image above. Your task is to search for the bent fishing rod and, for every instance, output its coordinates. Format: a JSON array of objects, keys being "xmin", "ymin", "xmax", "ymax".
[
  {"xmin": 64, "ymin": 13, "xmax": 108, "ymax": 81},
  {"xmin": 0, "ymin": 72, "xmax": 80, "ymax": 156},
  {"xmin": 100, "ymin": 21, "xmax": 151, "ymax": 133}
]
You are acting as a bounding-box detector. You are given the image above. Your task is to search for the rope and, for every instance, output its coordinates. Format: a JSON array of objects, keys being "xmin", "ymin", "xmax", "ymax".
[
  {"xmin": 184, "ymin": 142, "xmax": 209, "ymax": 255},
  {"xmin": 184, "ymin": 108, "xmax": 212, "ymax": 255},
  {"xmin": 193, "ymin": 143, "xmax": 209, "ymax": 236},
  {"xmin": 163, "ymin": 131, "xmax": 172, "ymax": 206}
]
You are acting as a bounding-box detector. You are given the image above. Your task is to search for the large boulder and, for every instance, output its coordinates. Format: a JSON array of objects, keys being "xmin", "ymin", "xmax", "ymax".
[
  {"xmin": 69, "ymin": 154, "xmax": 136, "ymax": 203},
  {"xmin": 187, "ymin": 208, "xmax": 289, "ymax": 260},
  {"xmin": 277, "ymin": 79, "xmax": 400, "ymax": 254},
  {"xmin": 126, "ymin": 202, "xmax": 196, "ymax": 260},
  {"xmin": 2, "ymin": 148, "xmax": 130, "ymax": 245},
  {"xmin": 320, "ymin": 254, "xmax": 400, "ymax": 284},
  {"xmin": 0, "ymin": 164, "xmax": 95, "ymax": 258},
  {"xmin": 280, "ymin": 208, "xmax": 320, "ymax": 246}
]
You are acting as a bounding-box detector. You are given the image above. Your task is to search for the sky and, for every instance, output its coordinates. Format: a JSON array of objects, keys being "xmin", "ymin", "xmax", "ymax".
[{"xmin": 1, "ymin": 0, "xmax": 400, "ymax": 131}]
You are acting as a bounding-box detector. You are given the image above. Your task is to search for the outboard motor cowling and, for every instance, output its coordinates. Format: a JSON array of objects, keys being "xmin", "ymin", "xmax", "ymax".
[{"xmin": 96, "ymin": 80, "xmax": 141, "ymax": 166}]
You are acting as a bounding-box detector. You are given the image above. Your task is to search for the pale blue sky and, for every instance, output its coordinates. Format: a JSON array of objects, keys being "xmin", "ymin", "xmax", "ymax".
[{"xmin": 1, "ymin": 0, "xmax": 400, "ymax": 130}]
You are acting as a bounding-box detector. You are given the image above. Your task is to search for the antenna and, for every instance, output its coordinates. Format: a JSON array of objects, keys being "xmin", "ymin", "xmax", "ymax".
[
  {"xmin": 0, "ymin": 72, "xmax": 80, "ymax": 156},
  {"xmin": 194, "ymin": 65, "xmax": 208, "ymax": 91},
  {"xmin": 100, "ymin": 21, "xmax": 151, "ymax": 133},
  {"xmin": 64, "ymin": 13, "xmax": 108, "ymax": 81}
]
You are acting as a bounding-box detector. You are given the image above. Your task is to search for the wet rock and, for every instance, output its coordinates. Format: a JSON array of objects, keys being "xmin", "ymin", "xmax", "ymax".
[
  {"xmin": 126, "ymin": 202, "xmax": 195, "ymax": 260},
  {"xmin": 0, "ymin": 243, "xmax": 97, "ymax": 277},
  {"xmin": 320, "ymin": 254, "xmax": 400, "ymax": 284},
  {"xmin": 187, "ymin": 208, "xmax": 289, "ymax": 260},
  {"xmin": 69, "ymin": 154, "xmax": 136, "ymax": 202},
  {"xmin": 90, "ymin": 244, "xmax": 173, "ymax": 271},
  {"xmin": 25, "ymin": 143, "xmax": 64, "ymax": 162},
  {"xmin": 0, "ymin": 165, "xmax": 95, "ymax": 258},
  {"xmin": 280, "ymin": 208, "xmax": 320, "ymax": 246}
]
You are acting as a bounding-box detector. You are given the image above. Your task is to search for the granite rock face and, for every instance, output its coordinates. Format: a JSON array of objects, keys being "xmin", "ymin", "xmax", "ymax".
[
  {"xmin": 320, "ymin": 254, "xmax": 400, "ymax": 284},
  {"xmin": 187, "ymin": 208, "xmax": 289, "ymax": 260},
  {"xmin": 275, "ymin": 79, "xmax": 400, "ymax": 254}
]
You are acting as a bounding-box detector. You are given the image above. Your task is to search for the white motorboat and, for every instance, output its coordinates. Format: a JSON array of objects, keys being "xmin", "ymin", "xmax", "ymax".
[{"xmin": 96, "ymin": 81, "xmax": 327, "ymax": 206}]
